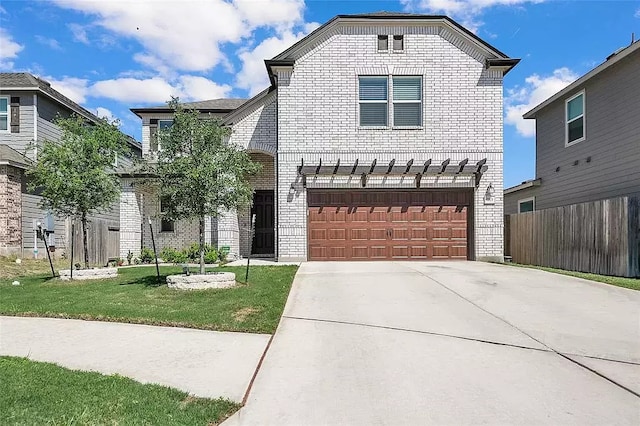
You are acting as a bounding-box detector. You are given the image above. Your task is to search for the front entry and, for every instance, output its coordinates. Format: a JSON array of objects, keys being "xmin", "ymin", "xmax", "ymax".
[
  {"xmin": 307, "ymin": 190, "xmax": 471, "ymax": 261},
  {"xmin": 251, "ymin": 190, "xmax": 275, "ymax": 256}
]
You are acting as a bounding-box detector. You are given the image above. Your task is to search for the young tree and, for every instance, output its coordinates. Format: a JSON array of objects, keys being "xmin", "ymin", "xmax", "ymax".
[
  {"xmin": 27, "ymin": 115, "xmax": 129, "ymax": 268},
  {"xmin": 154, "ymin": 99, "xmax": 260, "ymax": 274}
]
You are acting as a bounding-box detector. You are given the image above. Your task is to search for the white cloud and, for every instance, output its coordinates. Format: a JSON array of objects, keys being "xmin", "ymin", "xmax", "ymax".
[
  {"xmin": 401, "ymin": 0, "xmax": 543, "ymax": 31},
  {"xmin": 52, "ymin": 0, "xmax": 306, "ymax": 73},
  {"xmin": 95, "ymin": 106, "xmax": 115, "ymax": 121},
  {"xmin": 505, "ymin": 67, "xmax": 578, "ymax": 137},
  {"xmin": 0, "ymin": 28, "xmax": 24, "ymax": 70},
  {"xmin": 68, "ymin": 23, "xmax": 89, "ymax": 44},
  {"xmin": 46, "ymin": 76, "xmax": 90, "ymax": 104},
  {"xmin": 178, "ymin": 76, "xmax": 233, "ymax": 100},
  {"xmin": 635, "ymin": 8, "xmax": 640, "ymax": 18},
  {"xmin": 90, "ymin": 76, "xmax": 232, "ymax": 104},
  {"xmin": 236, "ymin": 23, "xmax": 320, "ymax": 95},
  {"xmin": 35, "ymin": 35, "xmax": 63, "ymax": 51}
]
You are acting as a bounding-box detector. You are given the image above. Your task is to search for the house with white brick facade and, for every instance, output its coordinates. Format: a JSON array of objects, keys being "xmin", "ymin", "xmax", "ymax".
[{"xmin": 124, "ymin": 12, "xmax": 518, "ymax": 262}]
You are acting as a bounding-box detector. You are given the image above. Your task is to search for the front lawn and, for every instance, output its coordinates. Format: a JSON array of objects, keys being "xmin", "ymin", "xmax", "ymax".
[
  {"xmin": 507, "ymin": 263, "xmax": 640, "ymax": 291},
  {"xmin": 0, "ymin": 356, "xmax": 239, "ymax": 426},
  {"xmin": 0, "ymin": 265, "xmax": 298, "ymax": 333}
]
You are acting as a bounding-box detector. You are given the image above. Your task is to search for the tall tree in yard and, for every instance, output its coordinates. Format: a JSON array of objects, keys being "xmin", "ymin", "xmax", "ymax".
[
  {"xmin": 153, "ymin": 99, "xmax": 260, "ymax": 274},
  {"xmin": 27, "ymin": 115, "xmax": 128, "ymax": 268}
]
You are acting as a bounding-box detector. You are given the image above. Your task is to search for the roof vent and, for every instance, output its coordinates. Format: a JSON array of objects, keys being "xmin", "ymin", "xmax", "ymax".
[
  {"xmin": 606, "ymin": 47, "xmax": 626, "ymax": 61},
  {"xmin": 37, "ymin": 77, "xmax": 52, "ymax": 87}
]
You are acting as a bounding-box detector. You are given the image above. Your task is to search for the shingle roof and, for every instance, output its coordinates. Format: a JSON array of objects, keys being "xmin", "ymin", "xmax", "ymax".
[
  {"xmin": 130, "ymin": 98, "xmax": 248, "ymax": 117},
  {"xmin": 1, "ymin": 73, "xmax": 141, "ymax": 151},
  {"xmin": 0, "ymin": 144, "xmax": 32, "ymax": 169},
  {"xmin": 0, "ymin": 72, "xmax": 100, "ymax": 123}
]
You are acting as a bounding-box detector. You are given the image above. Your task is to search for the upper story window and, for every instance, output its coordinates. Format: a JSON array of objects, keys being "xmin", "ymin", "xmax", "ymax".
[
  {"xmin": 393, "ymin": 35, "xmax": 404, "ymax": 51},
  {"xmin": 0, "ymin": 96, "xmax": 9, "ymax": 132},
  {"xmin": 377, "ymin": 35, "xmax": 388, "ymax": 51},
  {"xmin": 518, "ymin": 197, "xmax": 535, "ymax": 213},
  {"xmin": 393, "ymin": 76, "xmax": 422, "ymax": 127},
  {"xmin": 359, "ymin": 76, "xmax": 388, "ymax": 127},
  {"xmin": 152, "ymin": 119, "xmax": 173, "ymax": 152},
  {"xmin": 566, "ymin": 90, "xmax": 585, "ymax": 145}
]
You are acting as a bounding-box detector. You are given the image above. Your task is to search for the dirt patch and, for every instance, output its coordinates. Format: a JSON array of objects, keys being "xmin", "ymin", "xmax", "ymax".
[
  {"xmin": 233, "ymin": 307, "xmax": 260, "ymax": 322},
  {"xmin": 179, "ymin": 395, "xmax": 199, "ymax": 409}
]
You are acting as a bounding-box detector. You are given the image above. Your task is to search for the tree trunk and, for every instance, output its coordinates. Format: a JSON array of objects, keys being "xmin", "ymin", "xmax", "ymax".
[
  {"xmin": 199, "ymin": 216, "xmax": 205, "ymax": 275},
  {"xmin": 81, "ymin": 213, "xmax": 89, "ymax": 269}
]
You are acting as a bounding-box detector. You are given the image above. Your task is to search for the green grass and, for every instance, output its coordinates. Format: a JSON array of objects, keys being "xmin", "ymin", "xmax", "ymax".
[
  {"xmin": 506, "ymin": 263, "xmax": 640, "ymax": 291},
  {"xmin": 0, "ymin": 265, "xmax": 298, "ymax": 333},
  {"xmin": 0, "ymin": 356, "xmax": 239, "ymax": 426}
]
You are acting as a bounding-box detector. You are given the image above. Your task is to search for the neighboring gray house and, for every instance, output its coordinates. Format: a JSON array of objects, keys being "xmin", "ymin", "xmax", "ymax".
[
  {"xmin": 124, "ymin": 12, "xmax": 518, "ymax": 262},
  {"xmin": 0, "ymin": 72, "xmax": 141, "ymax": 258},
  {"xmin": 505, "ymin": 40, "xmax": 640, "ymax": 214}
]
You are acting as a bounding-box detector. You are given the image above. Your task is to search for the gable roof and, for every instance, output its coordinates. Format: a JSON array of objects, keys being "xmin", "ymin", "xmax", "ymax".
[
  {"xmin": 271, "ymin": 12, "xmax": 512, "ymax": 62},
  {"xmin": 0, "ymin": 144, "xmax": 32, "ymax": 169},
  {"xmin": 130, "ymin": 98, "xmax": 247, "ymax": 117},
  {"xmin": 265, "ymin": 13, "xmax": 519, "ymax": 85},
  {"xmin": 1, "ymin": 73, "xmax": 101, "ymax": 123},
  {"xmin": 523, "ymin": 40, "xmax": 640, "ymax": 119}
]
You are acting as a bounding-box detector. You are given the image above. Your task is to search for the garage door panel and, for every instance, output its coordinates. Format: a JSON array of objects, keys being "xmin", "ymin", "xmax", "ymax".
[
  {"xmin": 351, "ymin": 228, "xmax": 369, "ymax": 240},
  {"xmin": 370, "ymin": 228, "xmax": 387, "ymax": 240},
  {"xmin": 328, "ymin": 229, "xmax": 346, "ymax": 241},
  {"xmin": 307, "ymin": 191, "xmax": 469, "ymax": 261}
]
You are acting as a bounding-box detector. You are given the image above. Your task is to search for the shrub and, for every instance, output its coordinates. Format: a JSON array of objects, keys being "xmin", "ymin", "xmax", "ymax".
[
  {"xmin": 204, "ymin": 248, "xmax": 219, "ymax": 264},
  {"xmin": 139, "ymin": 247, "xmax": 155, "ymax": 264},
  {"xmin": 160, "ymin": 247, "xmax": 188, "ymax": 264}
]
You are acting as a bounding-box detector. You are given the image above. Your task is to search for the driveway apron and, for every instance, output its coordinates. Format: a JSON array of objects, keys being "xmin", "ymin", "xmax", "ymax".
[{"xmin": 225, "ymin": 261, "xmax": 640, "ymax": 426}]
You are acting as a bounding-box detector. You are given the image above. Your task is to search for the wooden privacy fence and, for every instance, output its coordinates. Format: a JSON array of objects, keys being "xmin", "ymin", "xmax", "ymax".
[
  {"xmin": 506, "ymin": 196, "xmax": 640, "ymax": 278},
  {"xmin": 67, "ymin": 218, "xmax": 120, "ymax": 267}
]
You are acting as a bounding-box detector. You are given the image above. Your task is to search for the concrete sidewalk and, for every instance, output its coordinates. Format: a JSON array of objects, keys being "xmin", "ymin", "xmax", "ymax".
[
  {"xmin": 0, "ymin": 316, "xmax": 270, "ymax": 401},
  {"xmin": 225, "ymin": 261, "xmax": 640, "ymax": 425}
]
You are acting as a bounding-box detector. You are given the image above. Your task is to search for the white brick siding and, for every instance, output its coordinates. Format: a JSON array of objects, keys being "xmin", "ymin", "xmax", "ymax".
[{"xmin": 275, "ymin": 25, "xmax": 505, "ymax": 261}]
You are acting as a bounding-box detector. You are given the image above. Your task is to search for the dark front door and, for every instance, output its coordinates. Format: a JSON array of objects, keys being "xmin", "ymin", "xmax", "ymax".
[{"xmin": 251, "ymin": 190, "xmax": 275, "ymax": 256}]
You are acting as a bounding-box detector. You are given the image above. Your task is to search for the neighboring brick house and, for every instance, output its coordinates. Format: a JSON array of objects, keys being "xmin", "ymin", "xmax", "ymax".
[
  {"xmin": 126, "ymin": 12, "xmax": 518, "ymax": 262},
  {"xmin": 504, "ymin": 40, "xmax": 640, "ymax": 214},
  {"xmin": 0, "ymin": 72, "xmax": 141, "ymax": 258}
]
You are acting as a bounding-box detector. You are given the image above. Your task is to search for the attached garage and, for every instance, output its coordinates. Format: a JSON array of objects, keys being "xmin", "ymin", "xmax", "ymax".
[{"xmin": 307, "ymin": 190, "xmax": 472, "ymax": 261}]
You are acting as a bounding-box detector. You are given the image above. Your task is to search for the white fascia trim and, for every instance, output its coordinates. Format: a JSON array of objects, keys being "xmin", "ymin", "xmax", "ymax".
[{"xmin": 524, "ymin": 41, "xmax": 640, "ymax": 119}]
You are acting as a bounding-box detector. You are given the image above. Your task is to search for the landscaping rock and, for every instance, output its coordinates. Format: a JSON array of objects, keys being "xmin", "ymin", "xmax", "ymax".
[
  {"xmin": 59, "ymin": 268, "xmax": 118, "ymax": 281},
  {"xmin": 166, "ymin": 272, "xmax": 236, "ymax": 290}
]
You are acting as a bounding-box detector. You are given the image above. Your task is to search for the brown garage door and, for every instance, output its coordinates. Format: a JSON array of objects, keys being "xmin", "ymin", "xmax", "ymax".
[{"xmin": 308, "ymin": 190, "xmax": 471, "ymax": 261}]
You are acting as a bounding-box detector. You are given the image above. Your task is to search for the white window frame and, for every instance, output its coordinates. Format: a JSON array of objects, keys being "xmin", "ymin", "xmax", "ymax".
[
  {"xmin": 157, "ymin": 119, "xmax": 173, "ymax": 151},
  {"xmin": 377, "ymin": 35, "xmax": 389, "ymax": 52},
  {"xmin": 393, "ymin": 35, "xmax": 405, "ymax": 52},
  {"xmin": 518, "ymin": 197, "xmax": 536, "ymax": 213},
  {"xmin": 565, "ymin": 90, "xmax": 585, "ymax": 147},
  {"xmin": 392, "ymin": 76, "xmax": 422, "ymax": 128},
  {"xmin": 0, "ymin": 96, "xmax": 10, "ymax": 133},
  {"xmin": 359, "ymin": 76, "xmax": 389, "ymax": 128}
]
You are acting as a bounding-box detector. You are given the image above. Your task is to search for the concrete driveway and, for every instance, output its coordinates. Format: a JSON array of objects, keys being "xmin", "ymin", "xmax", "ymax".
[{"xmin": 226, "ymin": 261, "xmax": 640, "ymax": 425}]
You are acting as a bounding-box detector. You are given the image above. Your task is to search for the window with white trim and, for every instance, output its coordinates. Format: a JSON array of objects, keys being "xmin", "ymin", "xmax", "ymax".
[
  {"xmin": 359, "ymin": 76, "xmax": 388, "ymax": 126},
  {"xmin": 393, "ymin": 35, "xmax": 404, "ymax": 51},
  {"xmin": 393, "ymin": 76, "xmax": 422, "ymax": 127},
  {"xmin": 0, "ymin": 96, "xmax": 9, "ymax": 132},
  {"xmin": 157, "ymin": 119, "xmax": 173, "ymax": 151},
  {"xmin": 566, "ymin": 91, "xmax": 585, "ymax": 145},
  {"xmin": 377, "ymin": 35, "xmax": 388, "ymax": 51},
  {"xmin": 518, "ymin": 197, "xmax": 535, "ymax": 213}
]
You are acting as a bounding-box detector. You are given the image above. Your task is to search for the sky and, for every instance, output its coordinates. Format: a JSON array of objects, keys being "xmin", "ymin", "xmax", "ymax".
[{"xmin": 1, "ymin": 0, "xmax": 639, "ymax": 187}]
